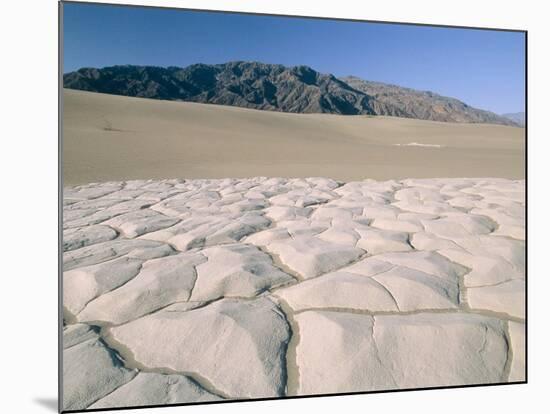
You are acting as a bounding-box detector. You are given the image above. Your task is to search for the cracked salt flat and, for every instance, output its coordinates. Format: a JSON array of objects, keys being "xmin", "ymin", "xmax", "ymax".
[{"xmin": 62, "ymin": 177, "xmax": 525, "ymax": 410}]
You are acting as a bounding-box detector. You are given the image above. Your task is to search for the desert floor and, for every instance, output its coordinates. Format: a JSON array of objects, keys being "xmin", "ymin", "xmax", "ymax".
[
  {"xmin": 62, "ymin": 89, "xmax": 524, "ymax": 187},
  {"xmin": 62, "ymin": 90, "xmax": 525, "ymax": 410},
  {"xmin": 62, "ymin": 177, "xmax": 525, "ymax": 410}
]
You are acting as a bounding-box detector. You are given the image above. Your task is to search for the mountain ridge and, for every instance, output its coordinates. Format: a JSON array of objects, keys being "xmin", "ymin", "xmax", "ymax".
[
  {"xmin": 63, "ymin": 61, "xmax": 519, "ymax": 126},
  {"xmin": 501, "ymin": 112, "xmax": 525, "ymax": 127}
]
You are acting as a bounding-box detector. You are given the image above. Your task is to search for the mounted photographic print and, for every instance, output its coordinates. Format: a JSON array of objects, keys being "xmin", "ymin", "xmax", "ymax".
[{"xmin": 60, "ymin": 1, "xmax": 526, "ymax": 412}]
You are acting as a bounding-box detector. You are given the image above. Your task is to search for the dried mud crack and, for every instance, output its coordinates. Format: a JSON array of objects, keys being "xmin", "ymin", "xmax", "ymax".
[{"xmin": 62, "ymin": 177, "xmax": 525, "ymax": 410}]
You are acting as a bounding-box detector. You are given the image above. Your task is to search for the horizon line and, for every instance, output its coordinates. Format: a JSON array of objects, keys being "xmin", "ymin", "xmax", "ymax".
[{"xmin": 62, "ymin": 61, "xmax": 524, "ymax": 115}]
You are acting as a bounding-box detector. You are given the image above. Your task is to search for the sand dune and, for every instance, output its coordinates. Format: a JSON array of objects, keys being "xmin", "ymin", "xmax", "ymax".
[
  {"xmin": 62, "ymin": 90, "xmax": 525, "ymax": 410},
  {"xmin": 62, "ymin": 89, "xmax": 525, "ymax": 186}
]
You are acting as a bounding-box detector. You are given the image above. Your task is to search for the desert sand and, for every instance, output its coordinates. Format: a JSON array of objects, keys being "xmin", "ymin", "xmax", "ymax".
[
  {"xmin": 62, "ymin": 89, "xmax": 525, "ymax": 410},
  {"xmin": 62, "ymin": 89, "xmax": 524, "ymax": 186},
  {"xmin": 62, "ymin": 177, "xmax": 525, "ymax": 410}
]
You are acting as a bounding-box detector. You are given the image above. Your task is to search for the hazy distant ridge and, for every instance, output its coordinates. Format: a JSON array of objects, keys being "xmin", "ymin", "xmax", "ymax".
[
  {"xmin": 501, "ymin": 112, "xmax": 525, "ymax": 126},
  {"xmin": 342, "ymin": 76, "xmax": 518, "ymax": 125},
  {"xmin": 63, "ymin": 61, "xmax": 518, "ymax": 126}
]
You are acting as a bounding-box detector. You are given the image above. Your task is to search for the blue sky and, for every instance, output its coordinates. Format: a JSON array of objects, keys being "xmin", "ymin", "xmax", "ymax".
[{"xmin": 62, "ymin": 2, "xmax": 525, "ymax": 114}]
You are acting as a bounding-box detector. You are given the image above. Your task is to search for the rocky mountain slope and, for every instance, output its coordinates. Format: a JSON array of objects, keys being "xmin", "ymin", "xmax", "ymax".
[
  {"xmin": 342, "ymin": 76, "xmax": 517, "ymax": 125},
  {"xmin": 63, "ymin": 62, "xmax": 374, "ymax": 115},
  {"xmin": 63, "ymin": 61, "xmax": 518, "ymax": 126}
]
